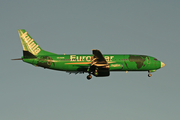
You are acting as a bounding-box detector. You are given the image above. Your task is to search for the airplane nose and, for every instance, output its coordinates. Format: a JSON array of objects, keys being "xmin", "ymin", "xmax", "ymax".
[{"xmin": 161, "ymin": 62, "xmax": 165, "ymax": 68}]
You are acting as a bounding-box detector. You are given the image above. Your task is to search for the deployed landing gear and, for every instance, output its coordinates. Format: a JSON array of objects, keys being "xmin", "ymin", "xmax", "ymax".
[
  {"xmin": 87, "ymin": 75, "xmax": 92, "ymax": 80},
  {"xmin": 86, "ymin": 66, "xmax": 96, "ymax": 80},
  {"xmin": 148, "ymin": 71, "xmax": 152, "ymax": 77},
  {"xmin": 148, "ymin": 73, "xmax": 152, "ymax": 77},
  {"xmin": 94, "ymin": 70, "xmax": 98, "ymax": 76}
]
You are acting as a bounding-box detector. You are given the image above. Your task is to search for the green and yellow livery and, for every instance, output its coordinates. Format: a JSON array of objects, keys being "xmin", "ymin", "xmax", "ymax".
[{"xmin": 13, "ymin": 29, "xmax": 165, "ymax": 80}]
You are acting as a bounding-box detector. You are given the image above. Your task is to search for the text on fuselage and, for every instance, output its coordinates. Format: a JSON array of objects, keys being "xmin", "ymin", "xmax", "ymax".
[{"xmin": 69, "ymin": 55, "xmax": 114, "ymax": 61}]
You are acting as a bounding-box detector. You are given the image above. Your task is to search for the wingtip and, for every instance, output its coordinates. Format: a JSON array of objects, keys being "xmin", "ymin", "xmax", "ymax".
[{"xmin": 92, "ymin": 49, "xmax": 99, "ymax": 51}]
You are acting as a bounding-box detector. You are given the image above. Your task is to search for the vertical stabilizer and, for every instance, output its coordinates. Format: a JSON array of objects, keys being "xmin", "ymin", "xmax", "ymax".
[{"xmin": 18, "ymin": 29, "xmax": 56, "ymax": 56}]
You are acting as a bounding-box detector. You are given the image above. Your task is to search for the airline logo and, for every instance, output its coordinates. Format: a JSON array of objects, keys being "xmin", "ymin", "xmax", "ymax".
[
  {"xmin": 70, "ymin": 55, "xmax": 91, "ymax": 61},
  {"xmin": 20, "ymin": 31, "xmax": 41, "ymax": 55},
  {"xmin": 70, "ymin": 55, "xmax": 114, "ymax": 62}
]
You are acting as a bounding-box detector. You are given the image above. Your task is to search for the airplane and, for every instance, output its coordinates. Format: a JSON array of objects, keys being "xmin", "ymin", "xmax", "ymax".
[{"xmin": 12, "ymin": 29, "xmax": 165, "ymax": 80}]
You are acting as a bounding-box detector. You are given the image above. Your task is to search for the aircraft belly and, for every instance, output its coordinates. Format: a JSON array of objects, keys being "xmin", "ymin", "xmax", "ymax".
[{"xmin": 62, "ymin": 64, "xmax": 88, "ymax": 71}]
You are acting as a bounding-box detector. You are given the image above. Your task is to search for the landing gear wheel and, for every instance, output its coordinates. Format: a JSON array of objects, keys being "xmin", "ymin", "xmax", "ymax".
[
  {"xmin": 87, "ymin": 75, "xmax": 92, "ymax": 80},
  {"xmin": 148, "ymin": 73, "xmax": 152, "ymax": 77}
]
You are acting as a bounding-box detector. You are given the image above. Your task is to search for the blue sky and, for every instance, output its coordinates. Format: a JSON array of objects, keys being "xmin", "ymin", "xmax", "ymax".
[{"xmin": 0, "ymin": 0, "xmax": 180, "ymax": 120}]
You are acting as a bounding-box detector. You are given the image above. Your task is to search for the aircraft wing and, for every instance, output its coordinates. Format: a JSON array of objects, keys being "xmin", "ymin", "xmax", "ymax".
[{"xmin": 91, "ymin": 49, "xmax": 109, "ymax": 67}]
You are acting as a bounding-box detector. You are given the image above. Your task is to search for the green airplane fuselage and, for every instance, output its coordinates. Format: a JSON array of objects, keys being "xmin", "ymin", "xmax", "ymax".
[
  {"xmin": 23, "ymin": 54, "xmax": 161, "ymax": 72},
  {"xmin": 14, "ymin": 29, "xmax": 165, "ymax": 79}
]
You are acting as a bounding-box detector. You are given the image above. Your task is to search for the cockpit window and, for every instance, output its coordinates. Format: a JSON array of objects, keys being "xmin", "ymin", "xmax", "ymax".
[{"xmin": 154, "ymin": 58, "xmax": 158, "ymax": 61}]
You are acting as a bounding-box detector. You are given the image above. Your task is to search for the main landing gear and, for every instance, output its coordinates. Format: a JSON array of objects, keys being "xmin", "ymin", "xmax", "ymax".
[
  {"xmin": 86, "ymin": 68, "xmax": 99, "ymax": 80},
  {"xmin": 86, "ymin": 66, "xmax": 96, "ymax": 80},
  {"xmin": 148, "ymin": 74, "xmax": 152, "ymax": 77},
  {"xmin": 87, "ymin": 67, "xmax": 92, "ymax": 80},
  {"xmin": 87, "ymin": 74, "xmax": 92, "ymax": 80}
]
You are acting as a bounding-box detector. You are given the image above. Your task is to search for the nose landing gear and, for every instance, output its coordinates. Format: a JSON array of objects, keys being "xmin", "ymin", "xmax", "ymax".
[
  {"xmin": 148, "ymin": 71, "xmax": 152, "ymax": 77},
  {"xmin": 148, "ymin": 73, "xmax": 152, "ymax": 77}
]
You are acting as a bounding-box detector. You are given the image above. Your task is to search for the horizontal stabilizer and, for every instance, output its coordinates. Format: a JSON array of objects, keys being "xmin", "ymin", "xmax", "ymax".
[{"xmin": 11, "ymin": 58, "xmax": 22, "ymax": 60}]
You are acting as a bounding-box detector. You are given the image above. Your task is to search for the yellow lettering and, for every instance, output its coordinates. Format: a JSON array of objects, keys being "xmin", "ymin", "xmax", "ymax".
[
  {"xmin": 32, "ymin": 45, "xmax": 38, "ymax": 50},
  {"xmin": 35, "ymin": 48, "xmax": 41, "ymax": 54},
  {"xmin": 29, "ymin": 42, "xmax": 36, "ymax": 49},
  {"xmin": 25, "ymin": 36, "xmax": 31, "ymax": 43},
  {"xmin": 77, "ymin": 56, "xmax": 81, "ymax": 61},
  {"xmin": 70, "ymin": 55, "xmax": 76, "ymax": 61},
  {"xmin": 82, "ymin": 56, "xmax": 86, "ymax": 61},
  {"xmin": 110, "ymin": 56, "xmax": 114, "ymax": 61},
  {"xmin": 86, "ymin": 56, "xmax": 91, "ymax": 61},
  {"xmin": 21, "ymin": 32, "xmax": 27, "ymax": 40},
  {"xmin": 105, "ymin": 56, "xmax": 109, "ymax": 61}
]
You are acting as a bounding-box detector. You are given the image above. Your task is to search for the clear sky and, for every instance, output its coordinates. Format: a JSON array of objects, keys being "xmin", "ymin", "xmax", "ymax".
[{"xmin": 0, "ymin": 0, "xmax": 180, "ymax": 120}]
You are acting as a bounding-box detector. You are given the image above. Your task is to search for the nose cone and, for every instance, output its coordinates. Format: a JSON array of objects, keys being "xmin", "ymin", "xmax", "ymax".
[{"xmin": 161, "ymin": 62, "xmax": 165, "ymax": 68}]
